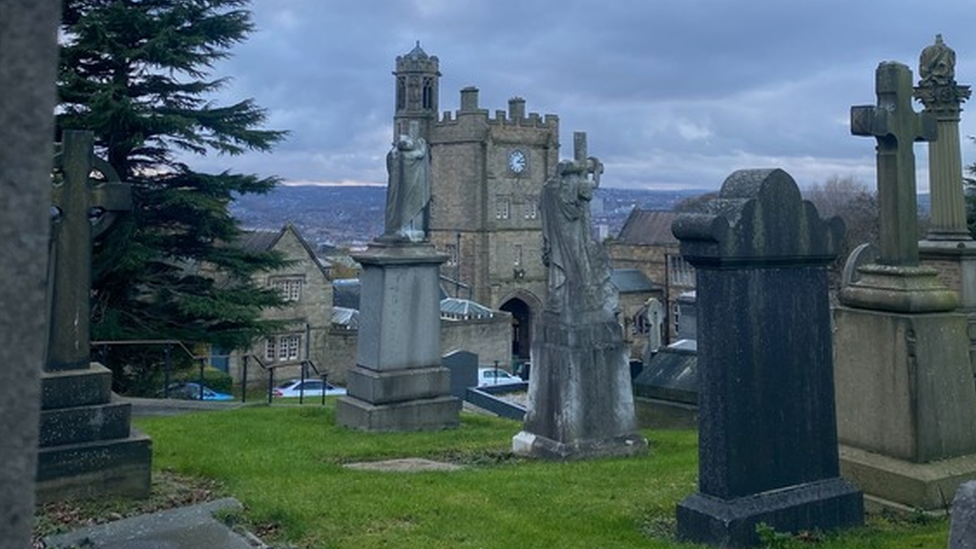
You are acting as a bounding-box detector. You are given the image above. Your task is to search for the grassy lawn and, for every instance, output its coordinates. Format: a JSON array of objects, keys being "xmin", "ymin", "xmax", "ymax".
[{"xmin": 130, "ymin": 402, "xmax": 950, "ymax": 549}]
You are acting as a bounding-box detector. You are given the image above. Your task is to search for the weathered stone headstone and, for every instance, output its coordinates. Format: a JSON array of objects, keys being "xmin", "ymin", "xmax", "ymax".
[
  {"xmin": 673, "ymin": 169, "xmax": 862, "ymax": 547},
  {"xmin": 335, "ymin": 120, "xmax": 460, "ymax": 431},
  {"xmin": 512, "ymin": 132, "xmax": 646, "ymax": 460},
  {"xmin": 914, "ymin": 35, "xmax": 976, "ymax": 376},
  {"xmin": 643, "ymin": 297, "xmax": 664, "ymax": 361},
  {"xmin": 37, "ymin": 131, "xmax": 152, "ymax": 502},
  {"xmin": 0, "ymin": 1, "xmax": 60, "ymax": 546},
  {"xmin": 834, "ymin": 60, "xmax": 976, "ymax": 512},
  {"xmin": 949, "ymin": 481, "xmax": 976, "ymax": 549},
  {"xmin": 442, "ymin": 349, "xmax": 478, "ymax": 399}
]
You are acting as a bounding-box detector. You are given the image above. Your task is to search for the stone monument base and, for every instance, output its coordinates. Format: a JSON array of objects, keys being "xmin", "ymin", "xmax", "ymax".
[
  {"xmin": 839, "ymin": 444, "xmax": 976, "ymax": 512},
  {"xmin": 676, "ymin": 478, "xmax": 863, "ymax": 547},
  {"xmin": 337, "ymin": 365, "xmax": 461, "ymax": 431},
  {"xmin": 36, "ymin": 364, "xmax": 152, "ymax": 503},
  {"xmin": 514, "ymin": 315, "xmax": 647, "ymax": 460},
  {"xmin": 336, "ymin": 394, "xmax": 460, "ymax": 432},
  {"xmin": 920, "ymin": 239, "xmax": 976, "ymax": 376}
]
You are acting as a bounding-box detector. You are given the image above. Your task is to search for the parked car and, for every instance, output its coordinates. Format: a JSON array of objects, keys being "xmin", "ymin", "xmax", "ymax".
[
  {"xmin": 478, "ymin": 368, "xmax": 522, "ymax": 387},
  {"xmin": 163, "ymin": 381, "xmax": 234, "ymax": 401},
  {"xmin": 273, "ymin": 378, "xmax": 347, "ymax": 398}
]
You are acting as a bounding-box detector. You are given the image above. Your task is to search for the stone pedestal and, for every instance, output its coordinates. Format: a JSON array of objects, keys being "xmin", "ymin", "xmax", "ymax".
[
  {"xmin": 920, "ymin": 241, "xmax": 976, "ymax": 377},
  {"xmin": 673, "ymin": 169, "xmax": 862, "ymax": 547},
  {"xmin": 833, "ymin": 305, "xmax": 976, "ymax": 510},
  {"xmin": 336, "ymin": 242, "xmax": 460, "ymax": 431},
  {"xmin": 36, "ymin": 364, "xmax": 152, "ymax": 503},
  {"xmin": 512, "ymin": 315, "xmax": 646, "ymax": 460}
]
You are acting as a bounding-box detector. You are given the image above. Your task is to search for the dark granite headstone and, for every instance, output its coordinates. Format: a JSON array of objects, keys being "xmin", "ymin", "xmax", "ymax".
[
  {"xmin": 950, "ymin": 481, "xmax": 976, "ymax": 549},
  {"xmin": 673, "ymin": 169, "xmax": 862, "ymax": 547},
  {"xmin": 0, "ymin": 2, "xmax": 60, "ymax": 545},
  {"xmin": 442, "ymin": 350, "xmax": 478, "ymax": 399}
]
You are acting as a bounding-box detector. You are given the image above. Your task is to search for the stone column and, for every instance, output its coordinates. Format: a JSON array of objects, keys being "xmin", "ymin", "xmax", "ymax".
[
  {"xmin": 673, "ymin": 169, "xmax": 862, "ymax": 548},
  {"xmin": 915, "ymin": 35, "xmax": 976, "ymax": 374},
  {"xmin": 0, "ymin": 1, "xmax": 59, "ymax": 547}
]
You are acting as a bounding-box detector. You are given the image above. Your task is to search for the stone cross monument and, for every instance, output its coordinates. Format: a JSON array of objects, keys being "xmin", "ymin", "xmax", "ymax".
[
  {"xmin": 49, "ymin": 131, "xmax": 131, "ymax": 371},
  {"xmin": 673, "ymin": 169, "xmax": 862, "ymax": 547},
  {"xmin": 841, "ymin": 61, "xmax": 957, "ymax": 313},
  {"xmin": 512, "ymin": 132, "xmax": 646, "ymax": 460},
  {"xmin": 833, "ymin": 60, "xmax": 976, "ymax": 513},
  {"xmin": 850, "ymin": 61, "xmax": 936, "ymax": 267},
  {"xmin": 36, "ymin": 130, "xmax": 152, "ymax": 503}
]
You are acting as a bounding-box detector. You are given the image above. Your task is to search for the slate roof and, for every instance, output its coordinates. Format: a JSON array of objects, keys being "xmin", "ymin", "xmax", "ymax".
[
  {"xmin": 615, "ymin": 209, "xmax": 679, "ymax": 246},
  {"xmin": 611, "ymin": 269, "xmax": 659, "ymax": 293},
  {"xmin": 440, "ymin": 298, "xmax": 494, "ymax": 320},
  {"xmin": 331, "ymin": 307, "xmax": 359, "ymax": 330}
]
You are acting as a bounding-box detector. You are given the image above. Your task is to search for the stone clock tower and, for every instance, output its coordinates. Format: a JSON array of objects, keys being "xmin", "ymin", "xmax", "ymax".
[{"xmin": 391, "ymin": 44, "xmax": 560, "ymax": 362}]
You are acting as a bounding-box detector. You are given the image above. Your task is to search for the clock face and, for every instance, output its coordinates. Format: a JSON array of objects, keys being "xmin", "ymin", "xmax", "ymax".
[{"xmin": 508, "ymin": 150, "xmax": 527, "ymax": 174}]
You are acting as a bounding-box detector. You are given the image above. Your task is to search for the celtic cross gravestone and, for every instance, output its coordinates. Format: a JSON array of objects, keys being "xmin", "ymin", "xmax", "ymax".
[{"xmin": 48, "ymin": 130, "xmax": 131, "ymax": 371}]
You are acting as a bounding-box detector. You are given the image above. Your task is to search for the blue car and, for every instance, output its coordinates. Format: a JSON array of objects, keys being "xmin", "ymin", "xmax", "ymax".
[{"xmin": 164, "ymin": 381, "xmax": 234, "ymax": 401}]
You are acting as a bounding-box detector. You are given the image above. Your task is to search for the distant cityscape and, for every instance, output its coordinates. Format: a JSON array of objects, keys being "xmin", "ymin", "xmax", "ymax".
[{"xmin": 230, "ymin": 185, "xmax": 704, "ymax": 252}]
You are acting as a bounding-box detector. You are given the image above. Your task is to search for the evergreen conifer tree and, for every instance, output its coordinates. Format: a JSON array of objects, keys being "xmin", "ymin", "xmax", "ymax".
[{"xmin": 58, "ymin": 0, "xmax": 290, "ymax": 387}]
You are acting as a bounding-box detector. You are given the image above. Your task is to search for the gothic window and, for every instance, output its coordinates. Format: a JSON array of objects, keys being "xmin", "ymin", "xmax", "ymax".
[
  {"xmin": 513, "ymin": 244, "xmax": 523, "ymax": 267},
  {"xmin": 445, "ymin": 243, "xmax": 458, "ymax": 266},
  {"xmin": 422, "ymin": 77, "xmax": 434, "ymax": 109},
  {"xmin": 396, "ymin": 77, "xmax": 406, "ymax": 110},
  {"xmin": 495, "ymin": 197, "xmax": 510, "ymax": 220},
  {"xmin": 269, "ymin": 276, "xmax": 303, "ymax": 302},
  {"xmin": 671, "ymin": 302, "xmax": 681, "ymax": 337},
  {"xmin": 522, "ymin": 202, "xmax": 538, "ymax": 220}
]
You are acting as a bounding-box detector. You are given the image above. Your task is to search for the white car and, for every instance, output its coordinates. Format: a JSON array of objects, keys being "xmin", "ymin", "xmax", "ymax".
[
  {"xmin": 478, "ymin": 368, "xmax": 522, "ymax": 387},
  {"xmin": 273, "ymin": 379, "xmax": 347, "ymax": 398}
]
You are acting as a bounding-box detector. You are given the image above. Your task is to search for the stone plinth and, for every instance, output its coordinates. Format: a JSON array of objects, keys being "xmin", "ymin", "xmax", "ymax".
[
  {"xmin": 920, "ymin": 241, "xmax": 976, "ymax": 377},
  {"xmin": 833, "ymin": 306, "xmax": 976, "ymax": 510},
  {"xmin": 512, "ymin": 315, "xmax": 647, "ymax": 460},
  {"xmin": 336, "ymin": 242, "xmax": 460, "ymax": 431},
  {"xmin": 673, "ymin": 169, "xmax": 862, "ymax": 547},
  {"xmin": 36, "ymin": 364, "xmax": 152, "ymax": 503}
]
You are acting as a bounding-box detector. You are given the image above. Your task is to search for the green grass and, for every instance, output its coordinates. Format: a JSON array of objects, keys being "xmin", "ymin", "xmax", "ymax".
[{"xmin": 134, "ymin": 403, "xmax": 950, "ymax": 549}]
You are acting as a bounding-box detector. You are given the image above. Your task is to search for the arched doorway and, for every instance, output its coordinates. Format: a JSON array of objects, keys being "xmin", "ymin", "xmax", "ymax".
[{"xmin": 499, "ymin": 298, "xmax": 532, "ymax": 363}]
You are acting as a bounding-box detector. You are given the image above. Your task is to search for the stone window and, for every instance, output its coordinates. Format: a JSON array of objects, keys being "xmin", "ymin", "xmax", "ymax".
[
  {"xmin": 396, "ymin": 77, "xmax": 406, "ymax": 110},
  {"xmin": 513, "ymin": 244, "xmax": 523, "ymax": 267},
  {"xmin": 265, "ymin": 334, "xmax": 301, "ymax": 362},
  {"xmin": 522, "ymin": 202, "xmax": 537, "ymax": 220},
  {"xmin": 495, "ymin": 197, "xmax": 510, "ymax": 220},
  {"xmin": 269, "ymin": 276, "xmax": 303, "ymax": 302},
  {"xmin": 668, "ymin": 255, "xmax": 695, "ymax": 287},
  {"xmin": 445, "ymin": 243, "xmax": 458, "ymax": 266},
  {"xmin": 422, "ymin": 77, "xmax": 434, "ymax": 109},
  {"xmin": 671, "ymin": 302, "xmax": 680, "ymax": 337}
]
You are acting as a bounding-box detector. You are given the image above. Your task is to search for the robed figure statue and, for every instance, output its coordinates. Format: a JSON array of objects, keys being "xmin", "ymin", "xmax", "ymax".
[{"xmin": 383, "ymin": 121, "xmax": 431, "ymax": 242}]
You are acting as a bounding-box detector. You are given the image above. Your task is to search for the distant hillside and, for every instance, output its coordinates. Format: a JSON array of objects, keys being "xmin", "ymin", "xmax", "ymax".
[{"xmin": 230, "ymin": 185, "xmax": 707, "ymax": 250}]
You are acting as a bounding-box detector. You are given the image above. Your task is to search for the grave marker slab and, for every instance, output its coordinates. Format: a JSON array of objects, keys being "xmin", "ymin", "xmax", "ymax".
[{"xmin": 673, "ymin": 169, "xmax": 861, "ymax": 547}]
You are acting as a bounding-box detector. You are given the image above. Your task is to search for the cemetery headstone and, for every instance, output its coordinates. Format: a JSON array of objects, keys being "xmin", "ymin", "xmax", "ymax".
[
  {"xmin": 0, "ymin": 1, "xmax": 60, "ymax": 545},
  {"xmin": 949, "ymin": 481, "xmax": 976, "ymax": 549},
  {"xmin": 336, "ymin": 122, "xmax": 460, "ymax": 431},
  {"xmin": 673, "ymin": 169, "xmax": 862, "ymax": 547},
  {"xmin": 512, "ymin": 132, "xmax": 646, "ymax": 460},
  {"xmin": 36, "ymin": 130, "xmax": 152, "ymax": 503},
  {"xmin": 643, "ymin": 297, "xmax": 664, "ymax": 362},
  {"xmin": 834, "ymin": 60, "xmax": 976, "ymax": 512}
]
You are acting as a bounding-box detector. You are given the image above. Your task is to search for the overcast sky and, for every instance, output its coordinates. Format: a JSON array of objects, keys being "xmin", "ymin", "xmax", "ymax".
[{"xmin": 189, "ymin": 0, "xmax": 976, "ymax": 192}]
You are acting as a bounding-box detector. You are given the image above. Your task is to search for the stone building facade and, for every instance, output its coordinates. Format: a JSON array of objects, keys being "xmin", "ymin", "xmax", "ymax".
[
  {"xmin": 607, "ymin": 209, "xmax": 695, "ymax": 343},
  {"xmin": 229, "ymin": 224, "xmax": 333, "ymax": 384},
  {"xmin": 392, "ymin": 43, "xmax": 560, "ymax": 362}
]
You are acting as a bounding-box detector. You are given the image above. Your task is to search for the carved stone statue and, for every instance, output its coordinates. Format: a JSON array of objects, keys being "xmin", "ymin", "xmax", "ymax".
[
  {"xmin": 919, "ymin": 34, "xmax": 955, "ymax": 87},
  {"xmin": 539, "ymin": 152, "xmax": 615, "ymax": 320},
  {"xmin": 383, "ymin": 121, "xmax": 430, "ymax": 242}
]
